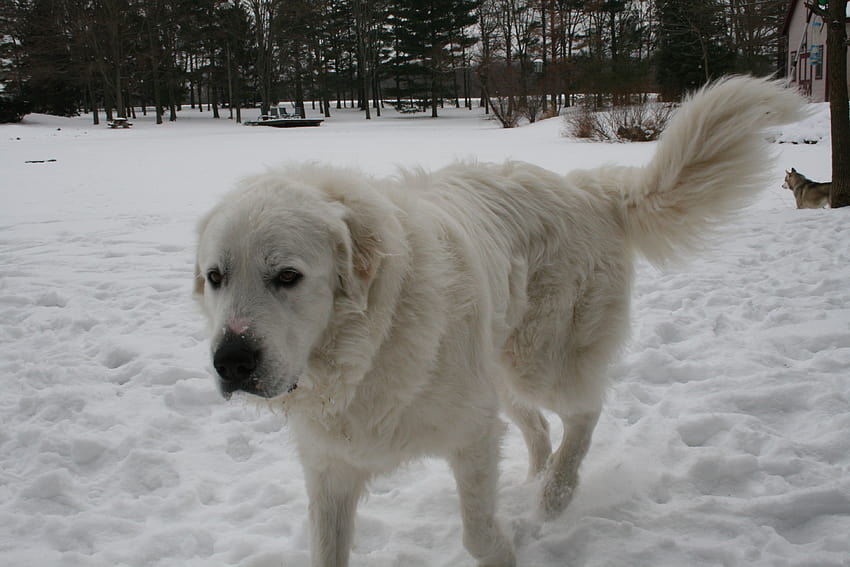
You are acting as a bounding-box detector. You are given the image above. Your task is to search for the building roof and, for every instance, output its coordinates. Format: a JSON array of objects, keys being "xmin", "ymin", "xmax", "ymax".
[
  {"xmin": 784, "ymin": 0, "xmax": 850, "ymax": 35},
  {"xmin": 783, "ymin": 0, "xmax": 803, "ymax": 36}
]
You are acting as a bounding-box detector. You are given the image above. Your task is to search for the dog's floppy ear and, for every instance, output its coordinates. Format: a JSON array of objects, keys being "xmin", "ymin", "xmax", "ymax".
[
  {"xmin": 193, "ymin": 210, "xmax": 215, "ymax": 298},
  {"xmin": 791, "ymin": 167, "xmax": 797, "ymax": 174},
  {"xmin": 330, "ymin": 202, "xmax": 382, "ymax": 311},
  {"xmin": 194, "ymin": 263, "xmax": 205, "ymax": 297}
]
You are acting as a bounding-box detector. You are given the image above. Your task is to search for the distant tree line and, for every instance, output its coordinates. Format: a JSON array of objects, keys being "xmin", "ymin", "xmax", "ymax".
[{"xmin": 0, "ymin": 0, "xmax": 788, "ymax": 125}]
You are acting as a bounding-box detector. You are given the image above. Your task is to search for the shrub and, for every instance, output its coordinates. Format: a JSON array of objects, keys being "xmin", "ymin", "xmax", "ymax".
[
  {"xmin": 563, "ymin": 106, "xmax": 609, "ymax": 140},
  {"xmin": 485, "ymin": 95, "xmax": 519, "ymax": 128},
  {"xmin": 0, "ymin": 95, "xmax": 30, "ymax": 124},
  {"xmin": 563, "ymin": 100, "xmax": 676, "ymax": 142},
  {"xmin": 610, "ymin": 103, "xmax": 675, "ymax": 142},
  {"xmin": 522, "ymin": 94, "xmax": 547, "ymax": 123}
]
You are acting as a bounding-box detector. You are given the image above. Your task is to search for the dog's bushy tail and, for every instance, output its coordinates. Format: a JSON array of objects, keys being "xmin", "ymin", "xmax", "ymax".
[{"xmin": 622, "ymin": 76, "xmax": 806, "ymax": 266}]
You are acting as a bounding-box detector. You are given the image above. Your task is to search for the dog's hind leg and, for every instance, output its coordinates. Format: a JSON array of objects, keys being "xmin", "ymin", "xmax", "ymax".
[
  {"xmin": 540, "ymin": 409, "xmax": 600, "ymax": 519},
  {"xmin": 502, "ymin": 397, "xmax": 551, "ymax": 479},
  {"xmin": 447, "ymin": 419, "xmax": 516, "ymax": 567}
]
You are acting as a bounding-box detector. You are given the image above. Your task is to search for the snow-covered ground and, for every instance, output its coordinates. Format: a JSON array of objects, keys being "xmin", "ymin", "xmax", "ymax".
[{"xmin": 1, "ymin": 102, "xmax": 848, "ymax": 567}]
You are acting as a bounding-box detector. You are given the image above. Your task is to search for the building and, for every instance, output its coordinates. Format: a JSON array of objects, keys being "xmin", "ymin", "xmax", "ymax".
[{"xmin": 783, "ymin": 0, "xmax": 850, "ymax": 101}]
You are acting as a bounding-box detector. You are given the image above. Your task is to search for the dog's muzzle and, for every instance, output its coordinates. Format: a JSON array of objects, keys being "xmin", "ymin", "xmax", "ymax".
[
  {"xmin": 213, "ymin": 333, "xmax": 262, "ymax": 399},
  {"xmin": 212, "ymin": 332, "xmax": 299, "ymax": 400}
]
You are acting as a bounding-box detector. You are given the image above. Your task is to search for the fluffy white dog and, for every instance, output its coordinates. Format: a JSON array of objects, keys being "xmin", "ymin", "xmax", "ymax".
[{"xmin": 194, "ymin": 77, "xmax": 804, "ymax": 567}]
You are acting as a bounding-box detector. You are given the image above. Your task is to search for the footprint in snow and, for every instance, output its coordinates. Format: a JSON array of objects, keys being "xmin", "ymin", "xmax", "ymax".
[{"xmin": 101, "ymin": 346, "xmax": 138, "ymax": 369}]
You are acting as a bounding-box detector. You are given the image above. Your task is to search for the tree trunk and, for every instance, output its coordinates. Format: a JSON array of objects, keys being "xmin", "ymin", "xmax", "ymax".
[
  {"xmin": 226, "ymin": 44, "xmax": 234, "ymax": 120},
  {"xmin": 114, "ymin": 50, "xmax": 125, "ymax": 118},
  {"xmin": 354, "ymin": 0, "xmax": 371, "ymax": 119},
  {"xmin": 87, "ymin": 80, "xmax": 100, "ymax": 125},
  {"xmin": 210, "ymin": 50, "xmax": 220, "ymax": 119},
  {"xmin": 826, "ymin": 0, "xmax": 850, "ymax": 207},
  {"xmin": 147, "ymin": 14, "xmax": 163, "ymax": 125},
  {"xmin": 190, "ymin": 55, "xmax": 197, "ymax": 109},
  {"xmin": 294, "ymin": 54, "xmax": 305, "ymax": 117},
  {"xmin": 167, "ymin": 58, "xmax": 177, "ymax": 121}
]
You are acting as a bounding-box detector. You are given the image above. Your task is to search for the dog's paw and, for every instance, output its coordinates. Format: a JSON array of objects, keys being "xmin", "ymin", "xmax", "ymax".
[
  {"xmin": 539, "ymin": 465, "xmax": 578, "ymax": 520},
  {"xmin": 465, "ymin": 522, "xmax": 516, "ymax": 567},
  {"xmin": 478, "ymin": 547, "xmax": 516, "ymax": 567}
]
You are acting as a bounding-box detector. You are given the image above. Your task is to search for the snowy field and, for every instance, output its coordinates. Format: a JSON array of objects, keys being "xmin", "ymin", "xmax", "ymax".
[{"xmin": 1, "ymin": 101, "xmax": 848, "ymax": 567}]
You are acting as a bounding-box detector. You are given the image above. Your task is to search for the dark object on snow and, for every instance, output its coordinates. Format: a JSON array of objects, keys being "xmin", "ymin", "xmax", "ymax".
[
  {"xmin": 107, "ymin": 118, "xmax": 132, "ymax": 128},
  {"xmin": 244, "ymin": 105, "xmax": 323, "ymax": 128}
]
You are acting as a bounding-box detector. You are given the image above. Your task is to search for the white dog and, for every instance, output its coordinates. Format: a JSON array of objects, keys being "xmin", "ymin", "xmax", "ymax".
[{"xmin": 194, "ymin": 77, "xmax": 804, "ymax": 567}]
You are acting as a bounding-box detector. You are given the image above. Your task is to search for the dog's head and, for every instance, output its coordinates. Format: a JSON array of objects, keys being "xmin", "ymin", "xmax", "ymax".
[
  {"xmin": 782, "ymin": 167, "xmax": 799, "ymax": 191},
  {"xmin": 194, "ymin": 168, "xmax": 385, "ymax": 400}
]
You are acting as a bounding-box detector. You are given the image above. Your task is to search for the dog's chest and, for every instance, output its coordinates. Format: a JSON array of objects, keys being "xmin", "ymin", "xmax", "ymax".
[{"xmin": 293, "ymin": 402, "xmax": 451, "ymax": 473}]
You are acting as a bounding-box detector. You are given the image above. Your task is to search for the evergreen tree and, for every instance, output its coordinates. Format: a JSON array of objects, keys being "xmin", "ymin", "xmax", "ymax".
[
  {"xmin": 18, "ymin": 0, "xmax": 84, "ymax": 116},
  {"xmin": 0, "ymin": 0, "xmax": 30, "ymax": 121},
  {"xmin": 388, "ymin": 0, "xmax": 477, "ymax": 117},
  {"xmin": 218, "ymin": 0, "xmax": 254, "ymax": 122},
  {"xmin": 656, "ymin": 0, "xmax": 733, "ymax": 100}
]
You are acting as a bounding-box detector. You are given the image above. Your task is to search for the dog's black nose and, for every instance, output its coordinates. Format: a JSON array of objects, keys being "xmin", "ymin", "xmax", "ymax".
[{"xmin": 213, "ymin": 337, "xmax": 259, "ymax": 393}]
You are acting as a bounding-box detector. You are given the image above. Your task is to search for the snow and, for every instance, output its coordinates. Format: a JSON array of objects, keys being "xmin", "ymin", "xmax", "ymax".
[{"xmin": 2, "ymin": 102, "xmax": 849, "ymax": 567}]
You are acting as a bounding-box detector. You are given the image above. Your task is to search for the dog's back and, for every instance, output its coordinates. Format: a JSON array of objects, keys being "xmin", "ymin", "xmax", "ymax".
[{"xmin": 783, "ymin": 168, "xmax": 830, "ymax": 208}]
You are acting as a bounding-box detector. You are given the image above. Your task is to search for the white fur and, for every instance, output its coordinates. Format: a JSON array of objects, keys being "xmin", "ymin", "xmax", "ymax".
[{"xmin": 194, "ymin": 76, "xmax": 805, "ymax": 567}]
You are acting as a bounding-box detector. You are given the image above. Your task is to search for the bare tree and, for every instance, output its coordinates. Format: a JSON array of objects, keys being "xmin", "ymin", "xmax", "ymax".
[
  {"xmin": 478, "ymin": 0, "xmax": 544, "ymax": 127},
  {"xmin": 722, "ymin": 0, "xmax": 786, "ymax": 75}
]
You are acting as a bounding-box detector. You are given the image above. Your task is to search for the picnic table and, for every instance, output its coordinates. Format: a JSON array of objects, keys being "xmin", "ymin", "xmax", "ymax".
[
  {"xmin": 396, "ymin": 102, "xmax": 422, "ymax": 114},
  {"xmin": 108, "ymin": 118, "xmax": 132, "ymax": 129},
  {"xmin": 244, "ymin": 105, "xmax": 323, "ymax": 128}
]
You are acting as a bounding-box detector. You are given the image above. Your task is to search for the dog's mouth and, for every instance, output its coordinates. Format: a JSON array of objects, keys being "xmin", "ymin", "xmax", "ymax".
[{"xmin": 218, "ymin": 377, "xmax": 298, "ymax": 401}]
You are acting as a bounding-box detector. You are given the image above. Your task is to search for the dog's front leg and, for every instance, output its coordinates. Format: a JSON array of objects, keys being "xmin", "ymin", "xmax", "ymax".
[
  {"xmin": 448, "ymin": 422, "xmax": 516, "ymax": 567},
  {"xmin": 304, "ymin": 460, "xmax": 367, "ymax": 567}
]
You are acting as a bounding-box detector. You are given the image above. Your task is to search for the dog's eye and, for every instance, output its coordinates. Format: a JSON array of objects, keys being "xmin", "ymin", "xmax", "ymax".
[
  {"xmin": 207, "ymin": 269, "xmax": 223, "ymax": 288},
  {"xmin": 274, "ymin": 268, "xmax": 303, "ymax": 288}
]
